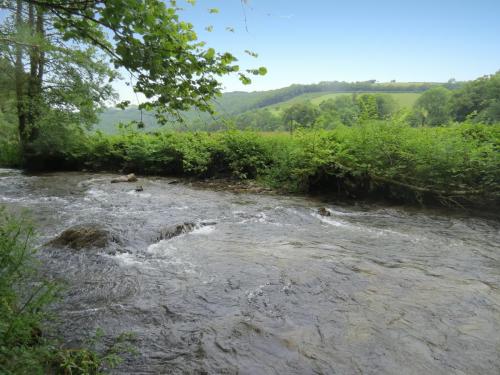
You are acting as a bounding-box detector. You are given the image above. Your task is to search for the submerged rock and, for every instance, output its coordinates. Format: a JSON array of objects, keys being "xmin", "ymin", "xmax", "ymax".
[
  {"xmin": 135, "ymin": 185, "xmax": 144, "ymax": 192},
  {"xmin": 156, "ymin": 222, "xmax": 196, "ymax": 242},
  {"xmin": 153, "ymin": 222, "xmax": 215, "ymax": 243},
  {"xmin": 318, "ymin": 207, "xmax": 331, "ymax": 216},
  {"xmin": 46, "ymin": 224, "xmax": 120, "ymax": 250},
  {"xmin": 111, "ymin": 173, "xmax": 138, "ymax": 183}
]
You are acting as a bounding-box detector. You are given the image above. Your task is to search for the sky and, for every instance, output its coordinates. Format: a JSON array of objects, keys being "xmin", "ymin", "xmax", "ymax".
[{"xmin": 115, "ymin": 0, "xmax": 500, "ymax": 103}]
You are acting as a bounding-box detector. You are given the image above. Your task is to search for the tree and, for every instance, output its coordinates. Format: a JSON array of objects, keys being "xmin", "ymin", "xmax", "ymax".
[
  {"xmin": 234, "ymin": 109, "xmax": 281, "ymax": 131},
  {"xmin": 0, "ymin": 58, "xmax": 22, "ymax": 165},
  {"xmin": 0, "ymin": 0, "xmax": 265, "ymax": 163},
  {"xmin": 318, "ymin": 95, "xmax": 359, "ymax": 127},
  {"xmin": 411, "ymin": 87, "xmax": 452, "ymax": 126},
  {"xmin": 282, "ymin": 102, "xmax": 320, "ymax": 133},
  {"xmin": 356, "ymin": 94, "xmax": 379, "ymax": 121},
  {"xmin": 449, "ymin": 71, "xmax": 500, "ymax": 123},
  {"xmin": 374, "ymin": 94, "xmax": 398, "ymax": 119}
]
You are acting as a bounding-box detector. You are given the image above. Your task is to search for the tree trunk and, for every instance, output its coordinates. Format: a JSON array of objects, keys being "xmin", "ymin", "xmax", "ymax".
[
  {"xmin": 27, "ymin": 3, "xmax": 36, "ymax": 137},
  {"xmin": 15, "ymin": 0, "xmax": 27, "ymax": 148},
  {"xmin": 26, "ymin": 5, "xmax": 43, "ymax": 144},
  {"xmin": 36, "ymin": 10, "xmax": 45, "ymax": 85},
  {"xmin": 15, "ymin": 2, "xmax": 45, "ymax": 160}
]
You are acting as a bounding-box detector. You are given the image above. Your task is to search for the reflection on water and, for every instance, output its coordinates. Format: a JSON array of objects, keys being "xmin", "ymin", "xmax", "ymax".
[{"xmin": 1, "ymin": 168, "xmax": 499, "ymax": 374}]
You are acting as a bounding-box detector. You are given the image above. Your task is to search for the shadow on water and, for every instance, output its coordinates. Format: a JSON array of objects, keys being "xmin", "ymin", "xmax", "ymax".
[{"xmin": 1, "ymin": 168, "xmax": 499, "ymax": 374}]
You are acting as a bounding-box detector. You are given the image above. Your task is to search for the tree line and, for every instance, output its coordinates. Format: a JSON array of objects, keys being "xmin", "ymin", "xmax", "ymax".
[
  {"xmin": 252, "ymin": 80, "xmax": 460, "ymax": 109},
  {"xmin": 188, "ymin": 71, "xmax": 500, "ymax": 132}
]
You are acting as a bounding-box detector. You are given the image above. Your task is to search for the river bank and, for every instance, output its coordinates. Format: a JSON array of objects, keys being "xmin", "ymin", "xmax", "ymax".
[{"xmin": 3, "ymin": 122, "xmax": 497, "ymax": 210}]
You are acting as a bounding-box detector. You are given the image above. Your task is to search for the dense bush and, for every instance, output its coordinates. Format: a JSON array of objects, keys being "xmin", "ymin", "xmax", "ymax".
[
  {"xmin": 258, "ymin": 122, "xmax": 499, "ymax": 206},
  {"xmin": 331, "ymin": 122, "xmax": 499, "ymax": 204}
]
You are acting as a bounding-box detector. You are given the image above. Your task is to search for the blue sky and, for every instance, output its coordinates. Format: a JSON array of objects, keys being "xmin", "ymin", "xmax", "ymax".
[{"xmin": 117, "ymin": 0, "xmax": 500, "ymax": 101}]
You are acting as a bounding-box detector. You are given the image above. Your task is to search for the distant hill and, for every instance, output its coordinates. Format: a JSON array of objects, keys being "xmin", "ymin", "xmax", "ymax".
[{"xmin": 97, "ymin": 80, "xmax": 459, "ymax": 133}]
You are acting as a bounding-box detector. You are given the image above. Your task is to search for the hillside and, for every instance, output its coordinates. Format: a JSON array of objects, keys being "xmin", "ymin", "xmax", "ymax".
[
  {"xmin": 97, "ymin": 80, "xmax": 457, "ymax": 133},
  {"xmin": 266, "ymin": 92, "xmax": 421, "ymax": 116}
]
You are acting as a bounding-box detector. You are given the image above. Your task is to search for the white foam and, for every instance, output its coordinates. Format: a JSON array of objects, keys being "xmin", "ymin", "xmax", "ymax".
[
  {"xmin": 313, "ymin": 213, "xmax": 350, "ymax": 228},
  {"xmin": 192, "ymin": 225, "xmax": 216, "ymax": 235},
  {"xmin": 173, "ymin": 205, "xmax": 189, "ymax": 210},
  {"xmin": 0, "ymin": 195, "xmax": 68, "ymax": 205},
  {"xmin": 126, "ymin": 190, "xmax": 152, "ymax": 198},
  {"xmin": 257, "ymin": 212, "xmax": 268, "ymax": 223},
  {"xmin": 111, "ymin": 252, "xmax": 142, "ymax": 265},
  {"xmin": 86, "ymin": 188, "xmax": 108, "ymax": 199},
  {"xmin": 0, "ymin": 196, "xmax": 23, "ymax": 203},
  {"xmin": 312, "ymin": 211, "xmax": 411, "ymax": 239},
  {"xmin": 38, "ymin": 196, "xmax": 68, "ymax": 204},
  {"xmin": 147, "ymin": 241, "xmax": 178, "ymax": 255},
  {"xmin": 78, "ymin": 177, "xmax": 112, "ymax": 187},
  {"xmin": 235, "ymin": 211, "xmax": 269, "ymax": 224}
]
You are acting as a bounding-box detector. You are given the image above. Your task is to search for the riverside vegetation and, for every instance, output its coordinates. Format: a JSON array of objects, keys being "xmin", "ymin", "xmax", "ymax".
[{"xmin": 2, "ymin": 121, "xmax": 498, "ymax": 208}]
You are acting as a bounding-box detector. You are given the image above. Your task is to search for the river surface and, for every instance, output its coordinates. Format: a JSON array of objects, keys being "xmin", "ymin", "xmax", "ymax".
[{"xmin": 1, "ymin": 168, "xmax": 499, "ymax": 374}]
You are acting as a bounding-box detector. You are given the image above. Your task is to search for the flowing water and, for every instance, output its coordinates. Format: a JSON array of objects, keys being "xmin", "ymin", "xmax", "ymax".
[{"xmin": 1, "ymin": 168, "xmax": 499, "ymax": 374}]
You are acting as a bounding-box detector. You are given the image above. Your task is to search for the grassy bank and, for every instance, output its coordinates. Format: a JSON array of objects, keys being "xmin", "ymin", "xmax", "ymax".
[{"xmin": 2, "ymin": 121, "xmax": 499, "ymax": 208}]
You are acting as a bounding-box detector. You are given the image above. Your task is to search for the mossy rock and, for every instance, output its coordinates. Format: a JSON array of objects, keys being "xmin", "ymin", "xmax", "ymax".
[{"xmin": 46, "ymin": 224, "xmax": 120, "ymax": 250}]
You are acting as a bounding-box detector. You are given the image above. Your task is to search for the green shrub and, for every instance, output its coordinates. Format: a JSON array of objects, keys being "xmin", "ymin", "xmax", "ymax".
[
  {"xmin": 0, "ymin": 209, "xmax": 56, "ymax": 374},
  {"xmin": 216, "ymin": 131, "xmax": 273, "ymax": 179}
]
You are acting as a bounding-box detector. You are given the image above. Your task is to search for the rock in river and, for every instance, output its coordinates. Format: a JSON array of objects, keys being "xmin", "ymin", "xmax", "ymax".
[
  {"xmin": 153, "ymin": 222, "xmax": 216, "ymax": 243},
  {"xmin": 318, "ymin": 207, "xmax": 331, "ymax": 216},
  {"xmin": 46, "ymin": 224, "xmax": 120, "ymax": 250},
  {"xmin": 111, "ymin": 173, "xmax": 138, "ymax": 183}
]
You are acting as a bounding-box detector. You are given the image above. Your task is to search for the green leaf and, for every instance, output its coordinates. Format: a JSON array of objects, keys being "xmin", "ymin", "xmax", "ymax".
[
  {"xmin": 239, "ymin": 73, "xmax": 252, "ymax": 85},
  {"xmin": 244, "ymin": 50, "xmax": 259, "ymax": 58},
  {"xmin": 116, "ymin": 101, "xmax": 131, "ymax": 110},
  {"xmin": 205, "ymin": 48, "xmax": 215, "ymax": 60}
]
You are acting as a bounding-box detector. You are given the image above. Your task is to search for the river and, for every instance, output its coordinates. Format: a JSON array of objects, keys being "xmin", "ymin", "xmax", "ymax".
[{"xmin": 0, "ymin": 168, "xmax": 499, "ymax": 374}]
